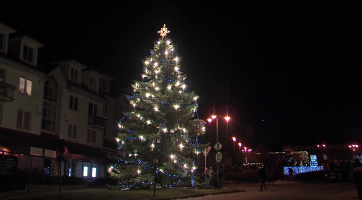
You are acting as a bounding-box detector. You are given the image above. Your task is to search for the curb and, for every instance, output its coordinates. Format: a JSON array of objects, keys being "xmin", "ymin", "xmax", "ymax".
[{"xmin": 149, "ymin": 189, "xmax": 245, "ymax": 200}]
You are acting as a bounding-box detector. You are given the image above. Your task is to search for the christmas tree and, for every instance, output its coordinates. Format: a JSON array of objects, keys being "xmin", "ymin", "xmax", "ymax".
[{"xmin": 111, "ymin": 24, "xmax": 207, "ymax": 189}]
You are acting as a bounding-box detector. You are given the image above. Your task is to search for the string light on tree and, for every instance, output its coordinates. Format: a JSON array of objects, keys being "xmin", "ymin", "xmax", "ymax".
[{"xmin": 110, "ymin": 24, "xmax": 207, "ymax": 189}]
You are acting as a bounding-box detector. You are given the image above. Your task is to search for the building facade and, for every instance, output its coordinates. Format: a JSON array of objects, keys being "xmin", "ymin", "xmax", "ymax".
[{"xmin": 0, "ymin": 22, "xmax": 120, "ymax": 179}]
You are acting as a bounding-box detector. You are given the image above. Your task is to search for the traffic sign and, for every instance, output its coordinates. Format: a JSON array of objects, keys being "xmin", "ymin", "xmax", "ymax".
[
  {"xmin": 284, "ymin": 146, "xmax": 292, "ymax": 154},
  {"xmin": 202, "ymin": 147, "xmax": 212, "ymax": 157},
  {"xmin": 214, "ymin": 142, "xmax": 222, "ymax": 151},
  {"xmin": 216, "ymin": 152, "xmax": 222, "ymax": 163}
]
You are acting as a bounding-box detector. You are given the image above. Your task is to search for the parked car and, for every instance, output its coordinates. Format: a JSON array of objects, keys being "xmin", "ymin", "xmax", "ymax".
[{"xmin": 325, "ymin": 165, "xmax": 351, "ymax": 181}]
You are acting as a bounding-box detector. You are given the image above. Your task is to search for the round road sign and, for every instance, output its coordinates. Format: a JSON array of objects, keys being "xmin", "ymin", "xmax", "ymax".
[{"xmin": 284, "ymin": 146, "xmax": 292, "ymax": 154}]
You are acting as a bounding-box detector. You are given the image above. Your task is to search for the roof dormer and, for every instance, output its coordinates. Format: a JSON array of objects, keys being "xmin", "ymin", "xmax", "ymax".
[
  {"xmin": 100, "ymin": 74, "xmax": 114, "ymax": 95},
  {"xmin": 8, "ymin": 34, "xmax": 44, "ymax": 67},
  {"xmin": 52, "ymin": 60, "xmax": 87, "ymax": 85},
  {"xmin": 0, "ymin": 22, "xmax": 16, "ymax": 54}
]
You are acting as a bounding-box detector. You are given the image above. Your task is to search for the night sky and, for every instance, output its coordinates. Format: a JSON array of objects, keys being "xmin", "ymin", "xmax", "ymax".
[{"xmin": 1, "ymin": 1, "xmax": 361, "ymax": 147}]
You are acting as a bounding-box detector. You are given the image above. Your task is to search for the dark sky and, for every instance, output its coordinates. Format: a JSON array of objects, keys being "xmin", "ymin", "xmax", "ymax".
[{"xmin": 1, "ymin": 0, "xmax": 361, "ymax": 146}]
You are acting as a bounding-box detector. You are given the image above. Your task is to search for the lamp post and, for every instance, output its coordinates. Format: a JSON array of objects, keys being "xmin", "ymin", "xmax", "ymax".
[
  {"xmin": 232, "ymin": 137, "xmax": 236, "ymax": 157},
  {"xmin": 207, "ymin": 106, "xmax": 230, "ymax": 189},
  {"xmin": 349, "ymin": 144, "xmax": 359, "ymax": 161},
  {"xmin": 238, "ymin": 142, "xmax": 242, "ymax": 155}
]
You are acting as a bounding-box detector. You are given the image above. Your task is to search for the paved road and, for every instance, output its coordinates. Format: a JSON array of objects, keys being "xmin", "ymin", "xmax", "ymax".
[{"xmin": 182, "ymin": 181, "xmax": 359, "ymax": 200}]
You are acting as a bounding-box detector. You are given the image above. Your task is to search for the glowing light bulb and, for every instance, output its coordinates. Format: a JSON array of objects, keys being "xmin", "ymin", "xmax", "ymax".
[
  {"xmin": 163, "ymin": 128, "xmax": 167, "ymax": 133},
  {"xmin": 182, "ymin": 84, "xmax": 186, "ymax": 89},
  {"xmin": 155, "ymin": 70, "xmax": 158, "ymax": 74},
  {"xmin": 179, "ymin": 143, "xmax": 184, "ymax": 150},
  {"xmin": 116, "ymin": 138, "xmax": 120, "ymax": 142},
  {"xmin": 171, "ymin": 48, "xmax": 174, "ymax": 51},
  {"xmin": 167, "ymin": 40, "xmax": 171, "ymax": 45},
  {"xmin": 168, "ymin": 85, "xmax": 172, "ymax": 90},
  {"xmin": 137, "ymin": 114, "xmax": 140, "ymax": 118},
  {"xmin": 157, "ymin": 41, "xmax": 160, "ymax": 44},
  {"xmin": 174, "ymin": 104, "xmax": 179, "ymax": 110},
  {"xmin": 151, "ymin": 143, "xmax": 154, "ymax": 148},
  {"xmin": 176, "ymin": 81, "xmax": 180, "ymax": 86},
  {"xmin": 138, "ymin": 170, "xmax": 141, "ymax": 175},
  {"xmin": 165, "ymin": 51, "xmax": 168, "ymax": 55},
  {"xmin": 154, "ymin": 63, "xmax": 158, "ymax": 67},
  {"xmin": 145, "ymin": 61, "xmax": 149, "ymax": 65},
  {"xmin": 154, "ymin": 106, "xmax": 158, "ymax": 112},
  {"xmin": 174, "ymin": 66, "xmax": 179, "ymax": 72},
  {"xmin": 194, "ymin": 97, "xmax": 198, "ymax": 101},
  {"xmin": 175, "ymin": 57, "xmax": 179, "ymax": 62},
  {"xmin": 170, "ymin": 155, "xmax": 174, "ymax": 159},
  {"xmin": 135, "ymin": 83, "xmax": 138, "ymax": 87},
  {"xmin": 139, "ymin": 136, "xmax": 144, "ymax": 141},
  {"xmin": 145, "ymin": 69, "xmax": 148, "ymax": 73},
  {"xmin": 147, "ymin": 120, "xmax": 151, "ymax": 124},
  {"xmin": 155, "ymin": 87, "xmax": 159, "ymax": 91},
  {"xmin": 133, "ymin": 103, "xmax": 136, "ymax": 107},
  {"xmin": 184, "ymin": 164, "xmax": 187, "ymax": 168},
  {"xmin": 202, "ymin": 127, "xmax": 206, "ymax": 132},
  {"xmin": 183, "ymin": 128, "xmax": 186, "ymax": 133},
  {"xmin": 145, "ymin": 93, "xmax": 150, "ymax": 98}
]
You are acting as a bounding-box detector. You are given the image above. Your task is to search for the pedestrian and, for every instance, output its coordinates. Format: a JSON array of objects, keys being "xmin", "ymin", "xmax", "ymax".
[
  {"xmin": 259, "ymin": 165, "xmax": 267, "ymax": 191},
  {"xmin": 351, "ymin": 158, "xmax": 362, "ymax": 199},
  {"xmin": 208, "ymin": 166, "xmax": 215, "ymax": 186}
]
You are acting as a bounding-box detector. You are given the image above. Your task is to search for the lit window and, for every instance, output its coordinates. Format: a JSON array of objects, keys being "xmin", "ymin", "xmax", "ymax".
[
  {"xmin": 92, "ymin": 167, "xmax": 97, "ymax": 178},
  {"xmin": 22, "ymin": 45, "xmax": 34, "ymax": 63},
  {"xmin": 87, "ymin": 129, "xmax": 96, "ymax": 144},
  {"xmin": 70, "ymin": 67, "xmax": 78, "ymax": 82},
  {"xmin": 69, "ymin": 95, "xmax": 78, "ymax": 111},
  {"xmin": 83, "ymin": 166, "xmax": 88, "ymax": 177},
  {"xmin": 19, "ymin": 77, "xmax": 32, "ymax": 95},
  {"xmin": 16, "ymin": 110, "xmax": 31, "ymax": 130},
  {"xmin": 68, "ymin": 124, "xmax": 77, "ymax": 139},
  {"xmin": 68, "ymin": 168, "xmax": 72, "ymax": 177},
  {"xmin": 0, "ymin": 32, "xmax": 4, "ymax": 51}
]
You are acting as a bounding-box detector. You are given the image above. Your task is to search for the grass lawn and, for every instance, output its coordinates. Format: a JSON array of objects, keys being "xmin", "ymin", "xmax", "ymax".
[{"xmin": 27, "ymin": 188, "xmax": 243, "ymax": 200}]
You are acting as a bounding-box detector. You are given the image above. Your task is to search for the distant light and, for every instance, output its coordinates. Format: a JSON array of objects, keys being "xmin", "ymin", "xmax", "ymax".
[
  {"xmin": 207, "ymin": 118, "xmax": 212, "ymax": 123},
  {"xmin": 225, "ymin": 116, "xmax": 230, "ymax": 122},
  {"xmin": 232, "ymin": 137, "xmax": 236, "ymax": 142},
  {"xmin": 262, "ymin": 119, "xmax": 264, "ymax": 122},
  {"xmin": 211, "ymin": 115, "xmax": 217, "ymax": 119}
]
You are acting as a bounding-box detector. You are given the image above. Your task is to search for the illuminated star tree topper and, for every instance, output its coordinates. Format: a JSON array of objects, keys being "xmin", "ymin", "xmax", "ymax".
[{"xmin": 157, "ymin": 24, "xmax": 170, "ymax": 38}]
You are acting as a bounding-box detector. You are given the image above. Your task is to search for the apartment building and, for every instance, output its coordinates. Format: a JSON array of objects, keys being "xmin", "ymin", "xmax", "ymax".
[
  {"xmin": 0, "ymin": 22, "xmax": 53, "ymax": 175},
  {"xmin": 0, "ymin": 22, "xmax": 120, "ymax": 179}
]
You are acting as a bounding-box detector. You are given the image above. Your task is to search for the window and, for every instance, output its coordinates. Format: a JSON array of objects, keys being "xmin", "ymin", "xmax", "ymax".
[
  {"xmin": 16, "ymin": 110, "xmax": 31, "ymax": 130},
  {"xmin": 88, "ymin": 102, "xmax": 97, "ymax": 116},
  {"xmin": 0, "ymin": 104, "xmax": 2, "ymax": 124},
  {"xmin": 0, "ymin": 68, "xmax": 5, "ymax": 94},
  {"xmin": 42, "ymin": 77, "xmax": 58, "ymax": 131},
  {"xmin": 70, "ymin": 67, "xmax": 78, "ymax": 82},
  {"xmin": 83, "ymin": 166, "xmax": 88, "ymax": 177},
  {"xmin": 92, "ymin": 167, "xmax": 97, "ymax": 178},
  {"xmin": 0, "ymin": 68, "xmax": 4, "ymax": 81},
  {"xmin": 87, "ymin": 129, "xmax": 96, "ymax": 143},
  {"xmin": 90, "ymin": 77, "xmax": 97, "ymax": 89},
  {"xmin": 0, "ymin": 32, "xmax": 4, "ymax": 51},
  {"xmin": 101, "ymin": 79, "xmax": 107, "ymax": 90},
  {"xmin": 68, "ymin": 124, "xmax": 77, "ymax": 139},
  {"xmin": 22, "ymin": 45, "xmax": 34, "ymax": 63},
  {"xmin": 102, "ymin": 129, "xmax": 106, "ymax": 136},
  {"xmin": 103, "ymin": 104, "xmax": 107, "ymax": 114},
  {"xmin": 69, "ymin": 95, "xmax": 78, "ymax": 111},
  {"xmin": 19, "ymin": 77, "xmax": 32, "ymax": 95}
]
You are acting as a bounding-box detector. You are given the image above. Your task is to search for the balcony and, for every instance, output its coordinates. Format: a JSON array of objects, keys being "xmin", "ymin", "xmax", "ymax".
[
  {"xmin": 88, "ymin": 115, "xmax": 107, "ymax": 129},
  {"xmin": 0, "ymin": 81, "xmax": 16, "ymax": 102}
]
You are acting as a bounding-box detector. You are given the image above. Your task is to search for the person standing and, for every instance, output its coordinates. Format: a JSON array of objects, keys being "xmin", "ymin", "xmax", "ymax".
[
  {"xmin": 351, "ymin": 158, "xmax": 362, "ymax": 199},
  {"xmin": 208, "ymin": 166, "xmax": 215, "ymax": 186},
  {"xmin": 259, "ymin": 165, "xmax": 267, "ymax": 191}
]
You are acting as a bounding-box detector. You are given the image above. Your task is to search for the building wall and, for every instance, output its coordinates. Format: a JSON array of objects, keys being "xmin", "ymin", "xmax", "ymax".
[{"xmin": 0, "ymin": 58, "xmax": 46, "ymax": 135}]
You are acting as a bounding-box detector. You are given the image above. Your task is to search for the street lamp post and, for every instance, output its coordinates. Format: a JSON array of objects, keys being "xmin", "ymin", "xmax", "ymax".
[
  {"xmin": 349, "ymin": 144, "xmax": 359, "ymax": 161},
  {"xmin": 232, "ymin": 137, "xmax": 236, "ymax": 157},
  {"xmin": 208, "ymin": 106, "xmax": 230, "ymax": 189}
]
